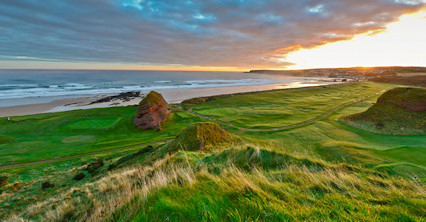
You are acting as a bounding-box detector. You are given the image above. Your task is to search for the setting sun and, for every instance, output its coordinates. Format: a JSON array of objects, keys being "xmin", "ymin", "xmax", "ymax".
[{"xmin": 284, "ymin": 9, "xmax": 426, "ymax": 69}]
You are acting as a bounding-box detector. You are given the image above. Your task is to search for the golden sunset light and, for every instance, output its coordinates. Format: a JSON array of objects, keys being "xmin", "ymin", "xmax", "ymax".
[{"xmin": 283, "ymin": 9, "xmax": 426, "ymax": 69}]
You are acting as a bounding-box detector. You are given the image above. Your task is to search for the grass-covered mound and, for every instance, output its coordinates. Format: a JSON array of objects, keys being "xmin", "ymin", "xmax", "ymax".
[
  {"xmin": 169, "ymin": 122, "xmax": 238, "ymax": 151},
  {"xmin": 138, "ymin": 91, "xmax": 168, "ymax": 107},
  {"xmin": 342, "ymin": 87, "xmax": 426, "ymax": 135}
]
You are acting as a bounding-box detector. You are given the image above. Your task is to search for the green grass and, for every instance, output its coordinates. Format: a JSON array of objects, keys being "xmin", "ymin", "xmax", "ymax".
[
  {"xmin": 188, "ymin": 82, "xmax": 392, "ymax": 129},
  {"xmin": 1, "ymin": 82, "xmax": 425, "ymax": 221},
  {"xmin": 0, "ymin": 135, "xmax": 15, "ymax": 144},
  {"xmin": 168, "ymin": 122, "xmax": 238, "ymax": 151},
  {"xmin": 119, "ymin": 165, "xmax": 424, "ymax": 222},
  {"xmin": 342, "ymin": 98, "xmax": 425, "ymax": 135},
  {"xmin": 378, "ymin": 147, "xmax": 426, "ymax": 167},
  {"xmin": 0, "ymin": 106, "xmax": 202, "ymax": 165},
  {"xmin": 63, "ymin": 117, "xmax": 122, "ymax": 130}
]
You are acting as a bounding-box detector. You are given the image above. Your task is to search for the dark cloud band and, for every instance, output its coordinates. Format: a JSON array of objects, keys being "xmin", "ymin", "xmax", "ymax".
[{"xmin": 0, "ymin": 0, "xmax": 423, "ymax": 69}]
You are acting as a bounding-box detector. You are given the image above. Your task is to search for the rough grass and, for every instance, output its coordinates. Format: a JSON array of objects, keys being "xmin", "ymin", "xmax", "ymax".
[
  {"xmin": 375, "ymin": 87, "xmax": 426, "ymax": 109},
  {"xmin": 138, "ymin": 91, "xmax": 167, "ymax": 107},
  {"xmin": 168, "ymin": 122, "xmax": 238, "ymax": 151},
  {"xmin": 342, "ymin": 88, "xmax": 426, "ymax": 135},
  {"xmin": 6, "ymin": 144, "xmax": 425, "ymax": 222}
]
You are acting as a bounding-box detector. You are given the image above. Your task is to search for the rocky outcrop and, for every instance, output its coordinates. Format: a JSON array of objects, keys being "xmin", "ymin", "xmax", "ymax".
[
  {"xmin": 134, "ymin": 91, "xmax": 170, "ymax": 131},
  {"xmin": 89, "ymin": 91, "xmax": 141, "ymax": 104}
]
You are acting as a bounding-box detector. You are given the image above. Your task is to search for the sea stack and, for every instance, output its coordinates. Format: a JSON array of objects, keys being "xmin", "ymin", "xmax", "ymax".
[{"xmin": 134, "ymin": 91, "xmax": 170, "ymax": 131}]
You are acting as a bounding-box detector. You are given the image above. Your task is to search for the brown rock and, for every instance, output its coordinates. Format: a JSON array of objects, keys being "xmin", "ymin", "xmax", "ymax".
[{"xmin": 134, "ymin": 91, "xmax": 170, "ymax": 130}]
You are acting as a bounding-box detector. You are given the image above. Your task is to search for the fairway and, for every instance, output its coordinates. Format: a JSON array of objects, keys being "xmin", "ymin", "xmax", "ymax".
[
  {"xmin": 183, "ymin": 82, "xmax": 426, "ymax": 178},
  {"xmin": 64, "ymin": 117, "xmax": 122, "ymax": 130},
  {"xmin": 190, "ymin": 82, "xmax": 392, "ymax": 129},
  {"xmin": 0, "ymin": 106, "xmax": 202, "ymax": 165}
]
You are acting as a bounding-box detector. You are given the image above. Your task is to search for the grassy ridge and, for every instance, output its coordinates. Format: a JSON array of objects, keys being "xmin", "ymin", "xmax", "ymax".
[{"xmin": 341, "ymin": 87, "xmax": 426, "ymax": 135}]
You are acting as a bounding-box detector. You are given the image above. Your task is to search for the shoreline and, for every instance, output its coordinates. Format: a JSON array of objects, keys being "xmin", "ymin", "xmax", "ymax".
[{"xmin": 0, "ymin": 80, "xmax": 343, "ymax": 117}]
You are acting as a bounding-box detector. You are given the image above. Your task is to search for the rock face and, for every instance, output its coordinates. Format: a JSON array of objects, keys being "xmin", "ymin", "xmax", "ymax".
[{"xmin": 134, "ymin": 91, "xmax": 170, "ymax": 131}]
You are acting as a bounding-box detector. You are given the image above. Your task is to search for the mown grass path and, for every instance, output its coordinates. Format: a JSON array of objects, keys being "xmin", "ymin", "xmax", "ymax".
[
  {"xmin": 0, "ymin": 139, "xmax": 173, "ymax": 170},
  {"xmin": 187, "ymin": 88, "xmax": 392, "ymax": 132}
]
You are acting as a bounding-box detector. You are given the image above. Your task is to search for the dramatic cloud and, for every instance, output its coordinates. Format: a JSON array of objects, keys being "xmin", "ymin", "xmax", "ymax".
[{"xmin": 0, "ymin": 0, "xmax": 424, "ymax": 69}]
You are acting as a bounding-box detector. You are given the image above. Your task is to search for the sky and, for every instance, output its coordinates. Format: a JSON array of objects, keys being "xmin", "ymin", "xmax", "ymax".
[{"xmin": 0, "ymin": 0, "xmax": 425, "ymax": 71}]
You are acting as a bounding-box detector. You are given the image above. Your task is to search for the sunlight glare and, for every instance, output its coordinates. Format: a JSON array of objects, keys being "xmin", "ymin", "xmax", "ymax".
[{"xmin": 283, "ymin": 9, "xmax": 426, "ymax": 69}]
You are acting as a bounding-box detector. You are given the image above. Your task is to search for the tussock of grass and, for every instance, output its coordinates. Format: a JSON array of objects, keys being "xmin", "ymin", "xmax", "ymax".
[
  {"xmin": 8, "ymin": 154, "xmax": 196, "ymax": 222},
  {"xmin": 201, "ymin": 145, "xmax": 327, "ymax": 172},
  {"xmin": 168, "ymin": 122, "xmax": 239, "ymax": 151}
]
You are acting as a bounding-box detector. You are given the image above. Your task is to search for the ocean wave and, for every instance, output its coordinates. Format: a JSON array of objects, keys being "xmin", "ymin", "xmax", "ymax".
[
  {"xmin": 153, "ymin": 80, "xmax": 172, "ymax": 83},
  {"xmin": 0, "ymin": 78, "xmax": 281, "ymax": 100}
]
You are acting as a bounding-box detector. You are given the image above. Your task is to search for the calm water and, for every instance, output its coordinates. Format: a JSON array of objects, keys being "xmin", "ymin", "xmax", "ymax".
[{"xmin": 0, "ymin": 69, "xmax": 305, "ymax": 107}]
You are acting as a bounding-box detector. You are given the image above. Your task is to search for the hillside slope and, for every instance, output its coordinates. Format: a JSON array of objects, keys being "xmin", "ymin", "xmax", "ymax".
[{"xmin": 342, "ymin": 87, "xmax": 426, "ymax": 135}]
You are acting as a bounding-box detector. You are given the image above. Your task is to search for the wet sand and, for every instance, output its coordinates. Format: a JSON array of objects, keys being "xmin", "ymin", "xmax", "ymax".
[{"xmin": 0, "ymin": 80, "xmax": 342, "ymax": 117}]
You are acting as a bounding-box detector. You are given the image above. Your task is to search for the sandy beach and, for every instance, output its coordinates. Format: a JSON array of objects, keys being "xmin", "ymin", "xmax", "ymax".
[{"xmin": 0, "ymin": 80, "xmax": 342, "ymax": 117}]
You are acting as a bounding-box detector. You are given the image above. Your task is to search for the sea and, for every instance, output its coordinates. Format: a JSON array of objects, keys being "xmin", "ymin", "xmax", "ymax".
[{"xmin": 0, "ymin": 69, "xmax": 320, "ymax": 108}]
